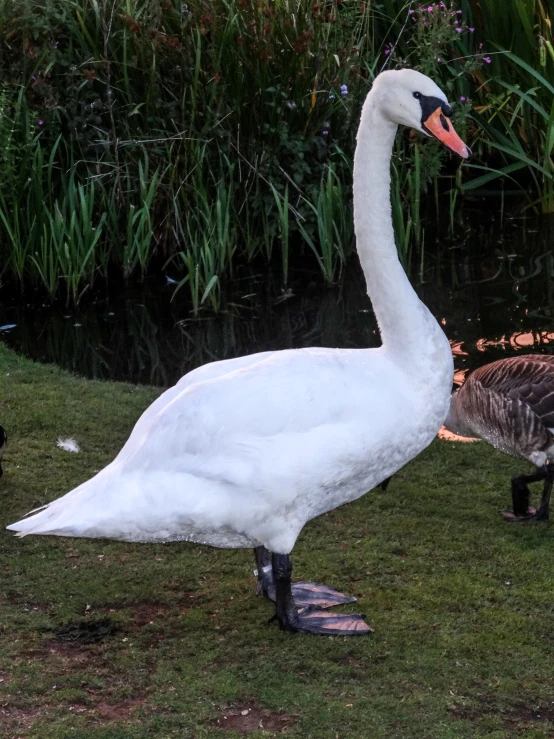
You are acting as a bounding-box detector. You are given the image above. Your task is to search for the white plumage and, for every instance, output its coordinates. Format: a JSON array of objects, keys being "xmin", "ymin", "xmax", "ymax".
[
  {"xmin": 8, "ymin": 70, "xmax": 470, "ymax": 634},
  {"xmin": 57, "ymin": 437, "xmax": 80, "ymax": 453},
  {"xmin": 10, "ymin": 348, "xmax": 441, "ymax": 551}
]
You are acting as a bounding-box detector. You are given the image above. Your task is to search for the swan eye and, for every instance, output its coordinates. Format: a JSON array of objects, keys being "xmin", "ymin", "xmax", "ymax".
[{"xmin": 413, "ymin": 92, "xmax": 422, "ymax": 99}]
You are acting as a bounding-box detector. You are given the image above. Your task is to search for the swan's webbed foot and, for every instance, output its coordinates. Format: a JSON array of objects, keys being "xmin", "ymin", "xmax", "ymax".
[
  {"xmin": 271, "ymin": 552, "xmax": 372, "ymax": 636},
  {"xmin": 283, "ymin": 607, "xmax": 373, "ymax": 636},
  {"xmin": 253, "ymin": 547, "xmax": 357, "ymax": 609},
  {"xmin": 290, "ymin": 582, "xmax": 357, "ymax": 609}
]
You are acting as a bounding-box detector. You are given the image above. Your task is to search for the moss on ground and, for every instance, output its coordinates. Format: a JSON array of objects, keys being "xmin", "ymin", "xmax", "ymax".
[{"xmin": 1, "ymin": 342, "xmax": 554, "ymax": 738}]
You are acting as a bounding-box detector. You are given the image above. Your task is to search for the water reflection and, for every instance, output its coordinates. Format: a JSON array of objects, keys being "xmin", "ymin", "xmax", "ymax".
[{"xmin": 1, "ymin": 214, "xmax": 553, "ymax": 387}]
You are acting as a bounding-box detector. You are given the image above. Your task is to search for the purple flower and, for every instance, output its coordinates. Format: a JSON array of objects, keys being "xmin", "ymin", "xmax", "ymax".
[
  {"xmin": 38, "ymin": 120, "xmax": 44, "ymax": 125},
  {"xmin": 469, "ymin": 27, "xmax": 474, "ymax": 31},
  {"xmin": 340, "ymin": 84, "xmax": 348, "ymax": 95},
  {"xmin": 384, "ymin": 49, "xmax": 390, "ymax": 55},
  {"xmin": 479, "ymin": 42, "xmax": 483, "ymax": 48},
  {"xmin": 427, "ymin": 5, "xmax": 433, "ymax": 10},
  {"xmin": 484, "ymin": 56, "xmax": 491, "ymax": 63},
  {"xmin": 408, "ymin": 8, "xmax": 414, "ymax": 13},
  {"xmin": 459, "ymin": 96, "xmax": 466, "ymax": 101},
  {"xmin": 457, "ymin": 8, "xmax": 462, "ymax": 12},
  {"xmin": 322, "ymin": 130, "xmax": 329, "ymax": 136},
  {"xmin": 456, "ymin": 27, "xmax": 462, "ymax": 32},
  {"xmin": 437, "ymin": 57, "xmax": 441, "ymax": 62}
]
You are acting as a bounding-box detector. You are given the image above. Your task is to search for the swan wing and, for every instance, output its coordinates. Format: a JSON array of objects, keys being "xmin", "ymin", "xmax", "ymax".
[{"xmin": 7, "ymin": 348, "xmax": 413, "ymax": 550}]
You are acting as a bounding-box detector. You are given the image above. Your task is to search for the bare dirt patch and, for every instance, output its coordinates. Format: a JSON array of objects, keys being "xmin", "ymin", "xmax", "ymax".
[
  {"xmin": 39, "ymin": 617, "xmax": 120, "ymax": 645},
  {"xmin": 128, "ymin": 602, "xmax": 175, "ymax": 626},
  {"xmin": 448, "ymin": 698, "xmax": 554, "ymax": 732},
  {"xmin": 0, "ymin": 696, "xmax": 150, "ymax": 734},
  {"xmin": 0, "ymin": 704, "xmax": 47, "ymax": 735},
  {"xmin": 211, "ymin": 702, "xmax": 294, "ymax": 734},
  {"xmin": 91, "ymin": 597, "xmax": 198, "ymax": 625},
  {"xmin": 502, "ymin": 702, "xmax": 554, "ymax": 729},
  {"xmin": 65, "ymin": 696, "xmax": 148, "ymax": 722},
  {"xmin": 5, "ymin": 589, "xmax": 50, "ymax": 613}
]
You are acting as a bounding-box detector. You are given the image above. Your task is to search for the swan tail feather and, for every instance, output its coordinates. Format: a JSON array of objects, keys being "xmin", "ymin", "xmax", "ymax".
[{"xmin": 6, "ymin": 474, "xmax": 110, "ymax": 538}]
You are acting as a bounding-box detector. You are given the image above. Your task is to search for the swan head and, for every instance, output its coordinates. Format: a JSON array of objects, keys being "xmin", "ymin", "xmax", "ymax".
[{"xmin": 371, "ymin": 69, "xmax": 471, "ymax": 159}]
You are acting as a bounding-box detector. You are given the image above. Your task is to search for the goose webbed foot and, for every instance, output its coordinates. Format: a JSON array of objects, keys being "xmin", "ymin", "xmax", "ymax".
[
  {"xmin": 253, "ymin": 546, "xmax": 357, "ymax": 609},
  {"xmin": 501, "ymin": 506, "xmax": 536, "ymax": 522},
  {"xmin": 271, "ymin": 552, "xmax": 372, "ymax": 636}
]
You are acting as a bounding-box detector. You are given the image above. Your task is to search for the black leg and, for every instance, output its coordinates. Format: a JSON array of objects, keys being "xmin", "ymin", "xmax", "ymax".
[
  {"xmin": 253, "ymin": 546, "xmax": 357, "ymax": 609},
  {"xmin": 253, "ymin": 546, "xmax": 275, "ymax": 599},
  {"xmin": 271, "ymin": 552, "xmax": 372, "ymax": 636},
  {"xmin": 511, "ymin": 469, "xmax": 547, "ymax": 516},
  {"xmin": 380, "ymin": 476, "xmax": 392, "ymax": 492},
  {"xmin": 272, "ymin": 553, "xmax": 298, "ymax": 631},
  {"xmin": 0, "ymin": 462, "xmax": 3, "ymax": 477},
  {"xmin": 532, "ymin": 465, "xmax": 554, "ymax": 521},
  {"xmin": 503, "ymin": 467, "xmax": 552, "ymax": 522}
]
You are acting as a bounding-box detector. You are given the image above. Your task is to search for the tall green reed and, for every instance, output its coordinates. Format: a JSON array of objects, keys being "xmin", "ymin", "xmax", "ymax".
[{"xmin": 0, "ymin": 0, "xmax": 552, "ymax": 311}]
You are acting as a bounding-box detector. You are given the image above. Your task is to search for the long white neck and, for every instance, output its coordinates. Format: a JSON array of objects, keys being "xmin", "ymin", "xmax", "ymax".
[{"xmin": 353, "ymin": 91, "xmax": 443, "ymax": 360}]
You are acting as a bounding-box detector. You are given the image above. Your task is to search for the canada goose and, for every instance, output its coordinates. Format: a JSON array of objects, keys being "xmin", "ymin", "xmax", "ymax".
[
  {"xmin": 0, "ymin": 426, "xmax": 6, "ymax": 477},
  {"xmin": 444, "ymin": 355, "xmax": 554, "ymax": 521},
  {"xmin": 8, "ymin": 69, "xmax": 470, "ymax": 635}
]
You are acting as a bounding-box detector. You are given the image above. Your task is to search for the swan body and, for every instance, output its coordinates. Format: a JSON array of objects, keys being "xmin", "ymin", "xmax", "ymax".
[
  {"xmin": 444, "ymin": 354, "xmax": 554, "ymax": 520},
  {"xmin": 9, "ymin": 346, "xmax": 448, "ymax": 551},
  {"xmin": 8, "ymin": 69, "xmax": 470, "ymax": 634}
]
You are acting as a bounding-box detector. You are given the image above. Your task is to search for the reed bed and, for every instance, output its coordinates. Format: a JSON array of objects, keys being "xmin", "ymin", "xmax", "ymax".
[{"xmin": 0, "ymin": 0, "xmax": 552, "ymax": 310}]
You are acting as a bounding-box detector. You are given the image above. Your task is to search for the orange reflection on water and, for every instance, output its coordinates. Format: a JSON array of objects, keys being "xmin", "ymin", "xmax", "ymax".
[
  {"xmin": 476, "ymin": 330, "xmax": 554, "ymax": 352},
  {"xmin": 450, "ymin": 340, "xmax": 468, "ymax": 356},
  {"xmin": 453, "ymin": 369, "xmax": 468, "ymax": 385}
]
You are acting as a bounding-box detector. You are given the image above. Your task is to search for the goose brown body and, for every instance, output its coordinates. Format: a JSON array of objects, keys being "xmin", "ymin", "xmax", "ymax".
[{"xmin": 444, "ymin": 354, "xmax": 554, "ymax": 519}]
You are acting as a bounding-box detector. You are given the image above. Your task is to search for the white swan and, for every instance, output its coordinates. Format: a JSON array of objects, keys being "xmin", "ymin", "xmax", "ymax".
[{"xmin": 8, "ymin": 69, "xmax": 470, "ymax": 635}]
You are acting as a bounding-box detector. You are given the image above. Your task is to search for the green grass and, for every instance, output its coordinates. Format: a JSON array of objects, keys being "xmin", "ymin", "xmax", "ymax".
[{"xmin": 2, "ymin": 342, "xmax": 554, "ymax": 737}]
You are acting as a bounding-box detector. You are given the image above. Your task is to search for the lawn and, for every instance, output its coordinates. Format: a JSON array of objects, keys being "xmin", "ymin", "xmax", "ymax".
[{"xmin": 1, "ymin": 342, "xmax": 554, "ymax": 738}]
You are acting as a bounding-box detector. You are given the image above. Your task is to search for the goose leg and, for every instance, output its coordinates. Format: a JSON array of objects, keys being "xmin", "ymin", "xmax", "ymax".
[
  {"xmin": 380, "ymin": 476, "xmax": 392, "ymax": 492},
  {"xmin": 531, "ymin": 464, "xmax": 554, "ymax": 521},
  {"xmin": 253, "ymin": 546, "xmax": 357, "ymax": 609},
  {"xmin": 502, "ymin": 467, "xmax": 549, "ymax": 521},
  {"xmin": 272, "ymin": 553, "xmax": 372, "ymax": 636}
]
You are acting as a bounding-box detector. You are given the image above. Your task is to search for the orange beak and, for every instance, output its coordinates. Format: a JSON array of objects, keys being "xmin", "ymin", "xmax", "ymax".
[{"xmin": 423, "ymin": 107, "xmax": 471, "ymax": 159}]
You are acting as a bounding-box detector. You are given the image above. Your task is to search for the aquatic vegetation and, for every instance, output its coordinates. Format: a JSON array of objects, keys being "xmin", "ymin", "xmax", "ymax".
[{"xmin": 0, "ymin": 0, "xmax": 551, "ymax": 309}]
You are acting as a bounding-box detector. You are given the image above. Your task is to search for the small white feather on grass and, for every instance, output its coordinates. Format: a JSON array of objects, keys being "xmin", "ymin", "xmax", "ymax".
[{"xmin": 57, "ymin": 437, "xmax": 80, "ymax": 453}]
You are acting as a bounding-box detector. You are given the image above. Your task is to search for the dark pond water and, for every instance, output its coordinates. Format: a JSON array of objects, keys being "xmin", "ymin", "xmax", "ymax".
[{"xmin": 1, "ymin": 214, "xmax": 554, "ymax": 387}]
